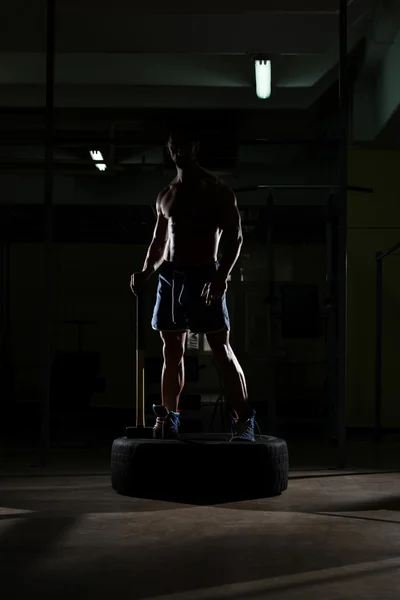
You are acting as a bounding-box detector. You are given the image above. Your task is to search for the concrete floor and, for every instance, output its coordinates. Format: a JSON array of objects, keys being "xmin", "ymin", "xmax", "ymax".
[{"xmin": 1, "ymin": 456, "xmax": 400, "ymax": 600}]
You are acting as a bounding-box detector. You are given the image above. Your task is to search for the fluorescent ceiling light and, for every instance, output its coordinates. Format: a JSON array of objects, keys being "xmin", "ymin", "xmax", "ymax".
[
  {"xmin": 95, "ymin": 163, "xmax": 107, "ymax": 172},
  {"xmin": 90, "ymin": 150, "xmax": 104, "ymax": 161},
  {"xmin": 255, "ymin": 59, "xmax": 271, "ymax": 100}
]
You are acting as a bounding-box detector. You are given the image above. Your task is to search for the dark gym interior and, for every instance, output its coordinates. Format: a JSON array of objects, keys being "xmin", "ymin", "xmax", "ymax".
[{"xmin": 1, "ymin": 1, "xmax": 400, "ymax": 599}]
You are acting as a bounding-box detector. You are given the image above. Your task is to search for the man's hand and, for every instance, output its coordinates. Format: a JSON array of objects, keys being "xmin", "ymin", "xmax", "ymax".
[
  {"xmin": 130, "ymin": 271, "xmax": 151, "ymax": 296},
  {"xmin": 201, "ymin": 272, "xmax": 228, "ymax": 306}
]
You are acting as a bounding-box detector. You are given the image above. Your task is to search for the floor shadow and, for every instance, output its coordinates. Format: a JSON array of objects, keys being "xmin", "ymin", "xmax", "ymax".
[
  {"xmin": 116, "ymin": 489, "xmax": 283, "ymax": 505},
  {"xmin": 201, "ymin": 559, "xmax": 400, "ymax": 600},
  {"xmin": 290, "ymin": 470, "xmax": 400, "ymax": 480},
  {"xmin": 333, "ymin": 496, "xmax": 400, "ymax": 512},
  {"xmin": 0, "ymin": 514, "xmax": 77, "ymax": 592},
  {"xmin": 0, "ymin": 472, "xmax": 110, "ymax": 479},
  {"xmin": 0, "ymin": 514, "xmax": 27, "ymax": 521},
  {"xmin": 314, "ymin": 512, "xmax": 400, "ymax": 526},
  {"xmin": 0, "ymin": 490, "xmax": 196, "ymax": 514}
]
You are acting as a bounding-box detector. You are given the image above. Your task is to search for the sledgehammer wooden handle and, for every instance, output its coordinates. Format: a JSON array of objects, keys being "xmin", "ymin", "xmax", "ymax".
[{"xmin": 135, "ymin": 296, "xmax": 146, "ymax": 428}]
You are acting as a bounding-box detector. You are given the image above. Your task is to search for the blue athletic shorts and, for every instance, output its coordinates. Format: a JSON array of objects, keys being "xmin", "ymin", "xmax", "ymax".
[{"xmin": 151, "ymin": 261, "xmax": 230, "ymax": 334}]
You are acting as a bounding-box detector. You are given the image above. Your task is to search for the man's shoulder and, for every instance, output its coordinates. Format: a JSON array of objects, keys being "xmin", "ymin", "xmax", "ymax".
[
  {"xmin": 157, "ymin": 184, "xmax": 173, "ymax": 202},
  {"xmin": 201, "ymin": 169, "xmax": 222, "ymax": 186},
  {"xmin": 202, "ymin": 171, "xmax": 234, "ymax": 195},
  {"xmin": 212, "ymin": 179, "xmax": 236, "ymax": 204}
]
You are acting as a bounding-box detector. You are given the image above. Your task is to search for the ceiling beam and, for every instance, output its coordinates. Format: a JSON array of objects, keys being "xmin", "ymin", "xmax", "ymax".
[{"xmin": 1, "ymin": 12, "xmax": 339, "ymax": 54}]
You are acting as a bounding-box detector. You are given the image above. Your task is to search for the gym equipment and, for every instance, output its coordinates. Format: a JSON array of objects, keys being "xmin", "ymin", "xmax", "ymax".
[
  {"xmin": 111, "ymin": 295, "xmax": 289, "ymax": 501},
  {"xmin": 111, "ymin": 434, "xmax": 289, "ymax": 502}
]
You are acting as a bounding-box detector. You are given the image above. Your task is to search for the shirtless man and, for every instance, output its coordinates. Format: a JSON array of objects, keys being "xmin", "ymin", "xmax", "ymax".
[{"xmin": 130, "ymin": 126, "xmax": 256, "ymax": 441}]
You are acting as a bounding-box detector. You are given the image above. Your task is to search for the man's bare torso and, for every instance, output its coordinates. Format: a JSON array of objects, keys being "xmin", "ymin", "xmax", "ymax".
[{"xmin": 159, "ymin": 170, "xmax": 225, "ymax": 267}]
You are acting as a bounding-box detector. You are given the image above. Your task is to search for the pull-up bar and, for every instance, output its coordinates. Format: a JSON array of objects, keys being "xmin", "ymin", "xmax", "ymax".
[
  {"xmin": 376, "ymin": 241, "xmax": 400, "ymax": 262},
  {"xmin": 234, "ymin": 185, "xmax": 373, "ymax": 194}
]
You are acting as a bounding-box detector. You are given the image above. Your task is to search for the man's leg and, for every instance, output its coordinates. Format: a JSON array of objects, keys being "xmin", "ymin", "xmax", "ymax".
[
  {"xmin": 160, "ymin": 331, "xmax": 186, "ymax": 412},
  {"xmin": 153, "ymin": 331, "xmax": 186, "ymax": 440},
  {"xmin": 206, "ymin": 328, "xmax": 255, "ymax": 441},
  {"xmin": 206, "ymin": 329, "xmax": 248, "ymax": 415}
]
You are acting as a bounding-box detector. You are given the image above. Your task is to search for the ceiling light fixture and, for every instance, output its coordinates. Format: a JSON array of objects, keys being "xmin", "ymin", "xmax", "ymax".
[
  {"xmin": 95, "ymin": 163, "xmax": 107, "ymax": 172},
  {"xmin": 90, "ymin": 150, "xmax": 104, "ymax": 161},
  {"xmin": 254, "ymin": 57, "xmax": 271, "ymax": 100}
]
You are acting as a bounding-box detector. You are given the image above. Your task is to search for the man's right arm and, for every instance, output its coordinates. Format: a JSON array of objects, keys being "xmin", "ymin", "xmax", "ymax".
[{"xmin": 142, "ymin": 192, "xmax": 168, "ymax": 278}]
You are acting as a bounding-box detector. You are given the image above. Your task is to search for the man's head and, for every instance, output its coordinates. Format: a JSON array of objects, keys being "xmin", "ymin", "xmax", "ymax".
[{"xmin": 167, "ymin": 125, "xmax": 200, "ymax": 169}]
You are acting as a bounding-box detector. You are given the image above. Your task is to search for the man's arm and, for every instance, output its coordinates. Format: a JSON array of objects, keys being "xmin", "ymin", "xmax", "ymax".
[
  {"xmin": 217, "ymin": 187, "xmax": 243, "ymax": 281},
  {"xmin": 142, "ymin": 193, "xmax": 168, "ymax": 278}
]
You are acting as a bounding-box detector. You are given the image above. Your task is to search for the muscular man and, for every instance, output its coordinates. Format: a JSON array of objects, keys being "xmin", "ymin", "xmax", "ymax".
[{"xmin": 130, "ymin": 126, "xmax": 256, "ymax": 441}]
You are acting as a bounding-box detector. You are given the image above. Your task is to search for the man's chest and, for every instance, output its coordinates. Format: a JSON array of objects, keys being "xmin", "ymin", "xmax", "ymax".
[{"xmin": 162, "ymin": 184, "xmax": 220, "ymax": 223}]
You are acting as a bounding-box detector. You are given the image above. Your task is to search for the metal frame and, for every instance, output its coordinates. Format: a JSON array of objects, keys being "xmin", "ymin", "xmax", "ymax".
[
  {"xmin": 40, "ymin": 0, "xmax": 56, "ymax": 466},
  {"xmin": 337, "ymin": 0, "xmax": 349, "ymax": 469},
  {"xmin": 235, "ymin": 185, "xmax": 372, "ymax": 193},
  {"xmin": 37, "ymin": 0, "xmax": 351, "ymax": 466},
  {"xmin": 325, "ymin": 193, "xmax": 337, "ymax": 441},
  {"xmin": 265, "ymin": 192, "xmax": 277, "ymax": 435},
  {"xmin": 0, "ymin": 243, "xmax": 11, "ymax": 402}
]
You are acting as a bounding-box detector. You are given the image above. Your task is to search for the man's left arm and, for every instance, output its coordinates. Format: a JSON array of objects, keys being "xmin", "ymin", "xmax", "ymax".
[{"xmin": 217, "ymin": 187, "xmax": 243, "ymax": 281}]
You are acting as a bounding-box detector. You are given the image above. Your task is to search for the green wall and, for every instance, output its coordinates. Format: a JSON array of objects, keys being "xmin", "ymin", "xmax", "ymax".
[{"xmin": 347, "ymin": 149, "xmax": 400, "ymax": 427}]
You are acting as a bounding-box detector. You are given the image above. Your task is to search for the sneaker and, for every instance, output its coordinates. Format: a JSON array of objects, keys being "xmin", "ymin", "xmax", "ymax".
[
  {"xmin": 230, "ymin": 408, "xmax": 256, "ymax": 442},
  {"xmin": 152, "ymin": 405, "xmax": 180, "ymax": 440}
]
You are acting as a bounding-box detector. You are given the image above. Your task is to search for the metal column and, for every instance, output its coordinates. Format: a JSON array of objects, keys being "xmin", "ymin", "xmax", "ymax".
[
  {"xmin": 0, "ymin": 243, "xmax": 11, "ymax": 402},
  {"xmin": 337, "ymin": 0, "xmax": 349, "ymax": 468},
  {"xmin": 40, "ymin": 0, "xmax": 56, "ymax": 466},
  {"xmin": 375, "ymin": 252, "xmax": 383, "ymax": 443},
  {"xmin": 266, "ymin": 192, "xmax": 277, "ymax": 435},
  {"xmin": 325, "ymin": 193, "xmax": 337, "ymax": 440}
]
